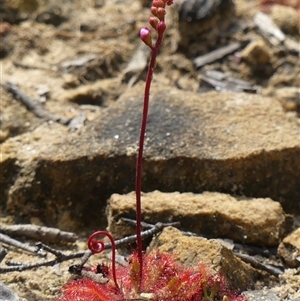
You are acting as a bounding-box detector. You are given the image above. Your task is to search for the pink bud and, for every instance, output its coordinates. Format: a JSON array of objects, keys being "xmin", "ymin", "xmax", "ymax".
[
  {"xmin": 156, "ymin": 21, "xmax": 166, "ymax": 35},
  {"xmin": 152, "ymin": 0, "xmax": 165, "ymax": 8},
  {"xmin": 140, "ymin": 27, "xmax": 152, "ymax": 48},
  {"xmin": 166, "ymin": 0, "xmax": 173, "ymax": 5},
  {"xmin": 150, "ymin": 6, "xmax": 157, "ymax": 17},
  {"xmin": 149, "ymin": 17, "xmax": 158, "ymax": 30},
  {"xmin": 156, "ymin": 7, "xmax": 166, "ymax": 20}
]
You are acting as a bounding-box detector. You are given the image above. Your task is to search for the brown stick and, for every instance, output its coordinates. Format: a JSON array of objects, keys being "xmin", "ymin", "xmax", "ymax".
[
  {"xmin": 0, "ymin": 248, "xmax": 8, "ymax": 263},
  {"xmin": 0, "ymin": 233, "xmax": 46, "ymax": 257},
  {"xmin": 0, "ymin": 224, "xmax": 78, "ymax": 243},
  {"xmin": 1, "ymin": 82, "xmax": 70, "ymax": 125},
  {"xmin": 193, "ymin": 42, "xmax": 241, "ymax": 68},
  {"xmin": 253, "ymin": 12, "xmax": 285, "ymax": 46},
  {"xmin": 235, "ymin": 252, "xmax": 283, "ymax": 277}
]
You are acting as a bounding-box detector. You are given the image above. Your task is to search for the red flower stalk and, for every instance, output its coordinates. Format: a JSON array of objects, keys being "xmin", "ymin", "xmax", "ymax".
[
  {"xmin": 136, "ymin": 0, "xmax": 172, "ymax": 285},
  {"xmin": 56, "ymin": 1, "xmax": 248, "ymax": 300}
]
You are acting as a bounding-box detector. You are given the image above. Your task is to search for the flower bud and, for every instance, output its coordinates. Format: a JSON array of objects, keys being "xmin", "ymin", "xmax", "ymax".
[
  {"xmin": 139, "ymin": 27, "xmax": 152, "ymax": 48},
  {"xmin": 149, "ymin": 17, "xmax": 159, "ymax": 30},
  {"xmin": 152, "ymin": 0, "xmax": 165, "ymax": 8},
  {"xmin": 156, "ymin": 7, "xmax": 166, "ymax": 20},
  {"xmin": 166, "ymin": 0, "xmax": 173, "ymax": 5},
  {"xmin": 150, "ymin": 6, "xmax": 157, "ymax": 17},
  {"xmin": 156, "ymin": 21, "xmax": 166, "ymax": 35}
]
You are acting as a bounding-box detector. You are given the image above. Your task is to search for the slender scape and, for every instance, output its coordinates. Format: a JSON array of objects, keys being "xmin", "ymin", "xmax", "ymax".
[{"xmin": 136, "ymin": 2, "xmax": 170, "ymax": 283}]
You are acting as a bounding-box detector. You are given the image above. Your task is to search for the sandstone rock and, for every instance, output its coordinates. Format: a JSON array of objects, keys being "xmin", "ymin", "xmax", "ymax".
[
  {"xmin": 278, "ymin": 228, "xmax": 300, "ymax": 267},
  {"xmin": 271, "ymin": 4, "xmax": 298, "ymax": 34},
  {"xmin": 147, "ymin": 226, "xmax": 265, "ymax": 291},
  {"xmin": 274, "ymin": 87, "xmax": 300, "ymax": 112},
  {"xmin": 1, "ymin": 84, "xmax": 300, "ymax": 229},
  {"xmin": 107, "ymin": 191, "xmax": 292, "ymax": 246},
  {"xmin": 241, "ymin": 40, "xmax": 271, "ymax": 65}
]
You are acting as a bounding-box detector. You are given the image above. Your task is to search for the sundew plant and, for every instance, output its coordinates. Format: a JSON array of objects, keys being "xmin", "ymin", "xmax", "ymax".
[{"xmin": 56, "ymin": 1, "xmax": 247, "ymax": 300}]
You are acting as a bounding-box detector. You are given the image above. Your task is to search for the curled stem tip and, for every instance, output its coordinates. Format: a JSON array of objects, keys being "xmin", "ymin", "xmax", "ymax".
[{"xmin": 87, "ymin": 231, "xmax": 119, "ymax": 291}]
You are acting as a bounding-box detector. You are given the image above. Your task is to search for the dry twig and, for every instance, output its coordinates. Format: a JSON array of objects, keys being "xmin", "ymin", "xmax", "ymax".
[
  {"xmin": 0, "ymin": 233, "xmax": 46, "ymax": 257},
  {"xmin": 0, "ymin": 248, "xmax": 7, "ymax": 263},
  {"xmin": 254, "ymin": 12, "xmax": 299, "ymax": 53},
  {"xmin": 0, "ymin": 224, "xmax": 78, "ymax": 243},
  {"xmin": 193, "ymin": 42, "xmax": 241, "ymax": 68},
  {"xmin": 1, "ymin": 82, "xmax": 70, "ymax": 125},
  {"xmin": 235, "ymin": 252, "xmax": 284, "ymax": 277}
]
